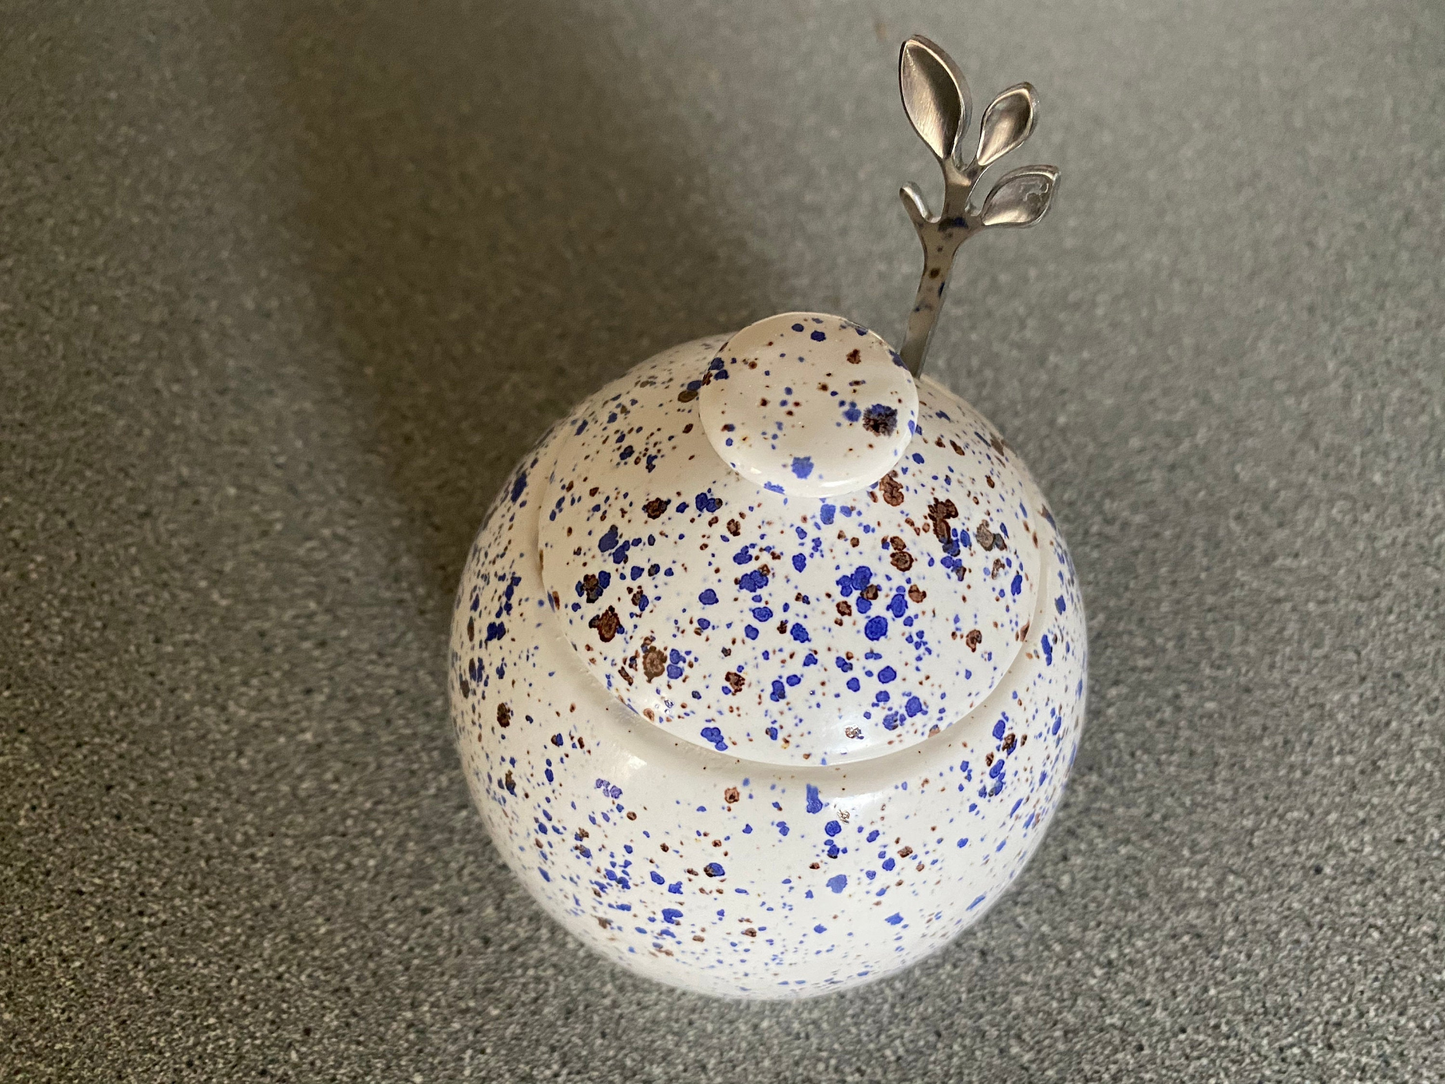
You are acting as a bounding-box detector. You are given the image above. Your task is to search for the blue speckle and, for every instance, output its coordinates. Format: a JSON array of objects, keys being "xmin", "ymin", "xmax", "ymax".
[
  {"xmin": 650, "ymin": 871, "xmax": 665, "ymax": 885},
  {"xmin": 824, "ymin": 820, "xmax": 841, "ymax": 837},
  {"xmin": 877, "ymin": 665, "xmax": 896, "ymax": 683},
  {"xmin": 662, "ymin": 907, "xmax": 683, "ymax": 923},
  {"xmin": 699, "ymin": 726, "xmax": 728, "ymax": 752},
  {"xmin": 810, "ymin": 330, "xmax": 827, "ymax": 341},
  {"xmin": 791, "ymin": 455, "xmax": 814, "ymax": 479},
  {"xmin": 805, "ymin": 785, "xmax": 823, "ymax": 813},
  {"xmin": 598, "ymin": 525, "xmax": 619, "ymax": 552},
  {"xmin": 826, "ymin": 874, "xmax": 848, "ymax": 893},
  {"xmin": 738, "ymin": 569, "xmax": 768, "ymax": 592},
  {"xmin": 698, "ymin": 588, "xmax": 719, "ymax": 605},
  {"xmin": 790, "ymin": 623, "xmax": 810, "ymax": 643},
  {"xmin": 885, "ymin": 912, "xmax": 903, "ymax": 925},
  {"xmin": 1011, "ymin": 573, "xmax": 1023, "ymax": 596},
  {"xmin": 1056, "ymin": 596, "xmax": 1067, "ymax": 613},
  {"xmin": 864, "ymin": 616, "xmax": 889, "ymax": 640},
  {"xmin": 509, "ymin": 471, "xmax": 528, "ymax": 502},
  {"xmin": 1042, "ymin": 635, "xmax": 1053, "ymax": 665},
  {"xmin": 819, "ymin": 503, "xmax": 836, "ymax": 524},
  {"xmin": 704, "ymin": 862, "xmax": 726, "ymax": 877}
]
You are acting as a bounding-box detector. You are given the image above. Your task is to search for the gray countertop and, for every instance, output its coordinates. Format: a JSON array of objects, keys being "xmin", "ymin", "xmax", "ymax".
[{"xmin": 3, "ymin": 1, "xmax": 1442, "ymax": 1080}]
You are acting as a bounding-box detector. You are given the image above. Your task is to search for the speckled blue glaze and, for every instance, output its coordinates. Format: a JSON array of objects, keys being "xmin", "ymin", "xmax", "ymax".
[{"xmin": 450, "ymin": 328, "xmax": 1087, "ymax": 999}]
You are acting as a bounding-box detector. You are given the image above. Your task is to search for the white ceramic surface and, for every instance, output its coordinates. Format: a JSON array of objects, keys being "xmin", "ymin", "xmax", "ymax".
[{"xmin": 450, "ymin": 319, "xmax": 1087, "ymax": 998}]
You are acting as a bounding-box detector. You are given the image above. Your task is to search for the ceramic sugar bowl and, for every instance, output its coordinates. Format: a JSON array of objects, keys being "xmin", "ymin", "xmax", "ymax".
[{"xmin": 449, "ymin": 37, "xmax": 1085, "ymax": 999}]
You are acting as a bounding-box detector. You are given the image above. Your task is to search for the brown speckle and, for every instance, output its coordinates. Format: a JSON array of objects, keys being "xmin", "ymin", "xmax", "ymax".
[
  {"xmin": 677, "ymin": 387, "xmax": 698, "ymax": 402},
  {"xmin": 642, "ymin": 645, "xmax": 667, "ymax": 680},
  {"xmin": 908, "ymin": 584, "xmax": 926, "ymax": 604},
  {"xmin": 724, "ymin": 786, "xmax": 740, "ymax": 804},
  {"xmin": 589, "ymin": 606, "xmax": 621, "ymax": 643},
  {"xmin": 862, "ymin": 405, "xmax": 897, "ymax": 436},
  {"xmin": 898, "ymin": 846, "xmax": 913, "ymax": 858},
  {"xmin": 846, "ymin": 349, "xmax": 862, "ymax": 364},
  {"xmin": 927, "ymin": 498, "xmax": 958, "ymax": 544},
  {"xmin": 497, "ymin": 703, "xmax": 512, "ymax": 728},
  {"xmin": 466, "ymin": 616, "xmax": 475, "ymax": 642},
  {"xmin": 860, "ymin": 583, "xmax": 879, "ymax": 602},
  {"xmin": 965, "ymin": 628, "xmax": 982, "ymax": 652},
  {"xmin": 878, "ymin": 471, "xmax": 905, "ymax": 506},
  {"xmin": 643, "ymin": 497, "xmax": 668, "ymax": 518},
  {"xmin": 581, "ymin": 573, "xmax": 604, "ymax": 603},
  {"xmin": 724, "ymin": 671, "xmax": 745, "ymax": 692},
  {"xmin": 836, "ymin": 600, "xmax": 853, "ymax": 617}
]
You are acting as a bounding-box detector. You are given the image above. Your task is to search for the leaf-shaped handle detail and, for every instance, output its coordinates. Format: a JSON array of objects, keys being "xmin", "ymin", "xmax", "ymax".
[
  {"xmin": 899, "ymin": 36, "xmax": 971, "ymax": 162},
  {"xmin": 899, "ymin": 181, "xmax": 933, "ymax": 226},
  {"xmin": 979, "ymin": 165, "xmax": 1060, "ymax": 227},
  {"xmin": 975, "ymin": 83, "xmax": 1038, "ymax": 168}
]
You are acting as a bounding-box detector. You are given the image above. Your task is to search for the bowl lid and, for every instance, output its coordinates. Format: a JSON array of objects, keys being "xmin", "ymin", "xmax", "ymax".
[{"xmin": 537, "ymin": 313, "xmax": 1040, "ymax": 766}]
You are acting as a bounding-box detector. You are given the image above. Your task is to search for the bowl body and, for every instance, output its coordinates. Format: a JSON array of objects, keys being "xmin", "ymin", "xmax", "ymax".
[{"xmin": 449, "ymin": 337, "xmax": 1086, "ymax": 999}]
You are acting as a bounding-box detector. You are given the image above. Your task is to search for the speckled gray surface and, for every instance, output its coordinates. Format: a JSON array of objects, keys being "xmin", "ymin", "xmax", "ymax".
[{"xmin": 2, "ymin": 0, "xmax": 1442, "ymax": 1080}]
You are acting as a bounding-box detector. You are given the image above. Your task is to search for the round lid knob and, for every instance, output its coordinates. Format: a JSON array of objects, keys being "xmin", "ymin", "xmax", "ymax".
[{"xmin": 699, "ymin": 313, "xmax": 919, "ymax": 498}]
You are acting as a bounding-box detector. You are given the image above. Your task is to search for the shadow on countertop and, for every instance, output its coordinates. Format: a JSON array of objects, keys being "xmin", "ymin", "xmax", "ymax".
[{"xmin": 256, "ymin": 0, "xmax": 775, "ymax": 595}]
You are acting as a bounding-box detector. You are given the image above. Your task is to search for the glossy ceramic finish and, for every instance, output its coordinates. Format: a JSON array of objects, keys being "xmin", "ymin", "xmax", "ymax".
[
  {"xmin": 698, "ymin": 313, "xmax": 918, "ymax": 498},
  {"xmin": 538, "ymin": 316, "xmax": 1038, "ymax": 767},
  {"xmin": 450, "ymin": 330, "xmax": 1087, "ymax": 999}
]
